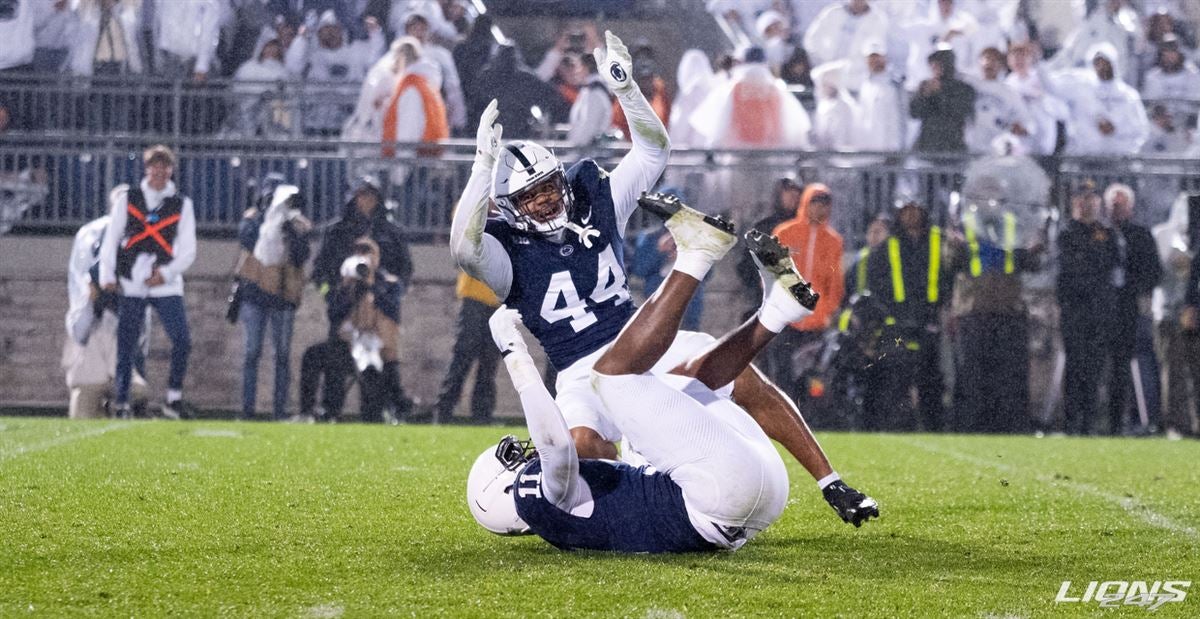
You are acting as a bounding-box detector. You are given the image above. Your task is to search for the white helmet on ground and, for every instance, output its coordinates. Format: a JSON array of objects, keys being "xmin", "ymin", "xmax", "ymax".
[
  {"xmin": 491, "ymin": 141, "xmax": 574, "ymax": 237},
  {"xmin": 466, "ymin": 435, "xmax": 534, "ymax": 535}
]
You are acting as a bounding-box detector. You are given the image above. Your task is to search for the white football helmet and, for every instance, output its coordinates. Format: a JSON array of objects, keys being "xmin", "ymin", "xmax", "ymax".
[
  {"xmin": 466, "ymin": 435, "xmax": 533, "ymax": 535},
  {"xmin": 491, "ymin": 141, "xmax": 574, "ymax": 238}
]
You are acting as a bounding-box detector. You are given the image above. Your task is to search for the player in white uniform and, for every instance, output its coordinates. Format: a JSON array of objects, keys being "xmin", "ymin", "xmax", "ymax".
[
  {"xmin": 467, "ymin": 197, "xmax": 879, "ymax": 551},
  {"xmin": 451, "ymin": 33, "xmax": 873, "ymax": 526}
]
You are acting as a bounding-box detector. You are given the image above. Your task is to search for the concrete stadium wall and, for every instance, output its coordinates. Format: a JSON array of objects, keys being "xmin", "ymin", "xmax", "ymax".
[{"xmin": 0, "ymin": 235, "xmax": 752, "ymax": 418}]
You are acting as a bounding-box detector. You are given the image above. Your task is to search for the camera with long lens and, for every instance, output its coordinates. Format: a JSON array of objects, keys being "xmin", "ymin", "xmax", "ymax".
[{"xmin": 341, "ymin": 250, "xmax": 372, "ymax": 280}]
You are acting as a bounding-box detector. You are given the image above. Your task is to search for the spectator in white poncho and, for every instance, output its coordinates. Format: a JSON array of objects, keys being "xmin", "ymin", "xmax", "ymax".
[
  {"xmin": 964, "ymin": 47, "xmax": 1036, "ymax": 155},
  {"xmin": 1043, "ymin": 41, "xmax": 1148, "ymax": 155},
  {"xmin": 1005, "ymin": 41, "xmax": 1068, "ymax": 155},
  {"xmin": 811, "ymin": 60, "xmax": 858, "ymax": 151},
  {"xmin": 63, "ymin": 215, "xmax": 149, "ymax": 419},
  {"xmin": 904, "ymin": 0, "xmax": 980, "ymax": 89},
  {"xmin": 852, "ymin": 40, "xmax": 906, "ymax": 152},
  {"xmin": 285, "ymin": 10, "xmax": 385, "ymax": 134},
  {"xmin": 689, "ymin": 47, "xmax": 810, "ymax": 149},
  {"xmin": 1046, "ymin": 0, "xmax": 1142, "ymax": 85},
  {"xmin": 803, "ymin": 0, "xmax": 889, "ymax": 91},
  {"xmin": 668, "ymin": 49, "xmax": 717, "ymax": 149}
]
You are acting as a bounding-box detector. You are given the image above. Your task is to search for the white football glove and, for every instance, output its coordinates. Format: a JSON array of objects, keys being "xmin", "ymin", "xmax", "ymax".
[
  {"xmin": 488, "ymin": 305, "xmax": 528, "ymax": 356},
  {"xmin": 593, "ymin": 30, "xmax": 635, "ymax": 96},
  {"xmin": 474, "ymin": 99, "xmax": 503, "ymax": 171}
]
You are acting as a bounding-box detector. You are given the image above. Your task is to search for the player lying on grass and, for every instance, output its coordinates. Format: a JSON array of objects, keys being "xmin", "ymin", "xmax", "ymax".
[
  {"xmin": 466, "ymin": 197, "xmax": 879, "ymax": 551},
  {"xmin": 451, "ymin": 34, "xmax": 855, "ymax": 523}
]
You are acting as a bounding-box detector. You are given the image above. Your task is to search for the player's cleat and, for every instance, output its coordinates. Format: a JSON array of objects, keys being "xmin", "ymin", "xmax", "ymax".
[
  {"xmin": 638, "ymin": 191, "xmax": 735, "ymax": 234},
  {"xmin": 822, "ymin": 480, "xmax": 880, "ymax": 528},
  {"xmin": 744, "ymin": 229, "xmax": 820, "ymax": 311},
  {"xmin": 639, "ymin": 192, "xmax": 737, "ymax": 266}
]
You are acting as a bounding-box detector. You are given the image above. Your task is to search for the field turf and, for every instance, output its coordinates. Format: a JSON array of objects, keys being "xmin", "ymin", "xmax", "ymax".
[{"xmin": 1, "ymin": 417, "xmax": 1197, "ymax": 617}]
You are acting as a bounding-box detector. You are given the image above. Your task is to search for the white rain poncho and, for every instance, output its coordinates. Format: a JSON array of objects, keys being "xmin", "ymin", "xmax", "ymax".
[
  {"xmin": 964, "ymin": 73, "xmax": 1035, "ymax": 154},
  {"xmin": 689, "ymin": 61, "xmax": 811, "ymax": 149},
  {"xmin": 252, "ymin": 185, "xmax": 302, "ymax": 268},
  {"xmin": 803, "ymin": 2, "xmax": 889, "ymax": 91},
  {"xmin": 1151, "ymin": 192, "xmax": 1194, "ymax": 320},
  {"xmin": 668, "ymin": 49, "xmax": 717, "ymax": 149},
  {"xmin": 811, "ymin": 60, "xmax": 858, "ymax": 151},
  {"xmin": 904, "ymin": 1, "xmax": 980, "ymax": 88},
  {"xmin": 1043, "ymin": 42, "xmax": 1148, "ymax": 155},
  {"xmin": 1046, "ymin": 2, "xmax": 1142, "ymax": 84}
]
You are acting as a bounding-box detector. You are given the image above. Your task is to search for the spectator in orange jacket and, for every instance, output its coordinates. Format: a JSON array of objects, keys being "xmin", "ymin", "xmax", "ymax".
[
  {"xmin": 773, "ymin": 183, "xmax": 845, "ymax": 331},
  {"xmin": 762, "ymin": 183, "xmax": 844, "ymax": 398}
]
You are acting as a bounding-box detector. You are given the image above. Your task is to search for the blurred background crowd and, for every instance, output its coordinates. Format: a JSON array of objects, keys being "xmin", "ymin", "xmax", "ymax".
[{"xmin": 2, "ymin": 0, "xmax": 1200, "ymax": 438}]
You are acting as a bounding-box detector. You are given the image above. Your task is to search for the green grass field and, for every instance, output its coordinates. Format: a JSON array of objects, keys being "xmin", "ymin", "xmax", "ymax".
[{"xmin": 2, "ymin": 417, "xmax": 1198, "ymax": 617}]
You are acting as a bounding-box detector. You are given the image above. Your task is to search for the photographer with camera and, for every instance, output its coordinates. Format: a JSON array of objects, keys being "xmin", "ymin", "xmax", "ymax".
[
  {"xmin": 321, "ymin": 238, "xmax": 410, "ymax": 423},
  {"xmin": 302, "ymin": 176, "xmax": 413, "ymax": 422},
  {"xmin": 233, "ymin": 174, "xmax": 313, "ymax": 421},
  {"xmin": 63, "ymin": 214, "xmax": 149, "ymax": 419}
]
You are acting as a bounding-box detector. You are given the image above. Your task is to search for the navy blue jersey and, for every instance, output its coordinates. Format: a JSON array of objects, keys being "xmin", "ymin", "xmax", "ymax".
[
  {"xmin": 486, "ymin": 160, "xmax": 637, "ymax": 370},
  {"xmin": 513, "ymin": 458, "xmax": 716, "ymax": 553}
]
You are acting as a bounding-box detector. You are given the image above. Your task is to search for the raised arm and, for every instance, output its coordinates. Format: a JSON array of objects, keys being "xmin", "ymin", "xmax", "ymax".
[
  {"xmin": 489, "ymin": 306, "xmax": 591, "ymax": 513},
  {"xmin": 449, "ymin": 99, "xmax": 514, "ymax": 299},
  {"xmin": 594, "ymin": 31, "xmax": 671, "ymax": 234}
]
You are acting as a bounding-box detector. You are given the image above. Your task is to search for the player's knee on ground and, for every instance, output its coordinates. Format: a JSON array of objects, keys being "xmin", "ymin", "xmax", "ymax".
[{"xmin": 571, "ymin": 426, "xmax": 618, "ymax": 460}]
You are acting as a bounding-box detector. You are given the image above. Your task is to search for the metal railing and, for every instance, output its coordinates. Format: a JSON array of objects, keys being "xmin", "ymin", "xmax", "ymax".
[
  {"xmin": 0, "ymin": 73, "xmax": 359, "ymax": 138},
  {"xmin": 4, "ymin": 135, "xmax": 1199, "ymax": 242}
]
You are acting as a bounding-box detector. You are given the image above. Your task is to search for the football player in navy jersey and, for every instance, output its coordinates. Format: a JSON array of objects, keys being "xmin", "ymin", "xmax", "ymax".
[
  {"xmin": 451, "ymin": 32, "xmax": 857, "ymax": 522},
  {"xmin": 466, "ymin": 199, "xmax": 879, "ymax": 552}
]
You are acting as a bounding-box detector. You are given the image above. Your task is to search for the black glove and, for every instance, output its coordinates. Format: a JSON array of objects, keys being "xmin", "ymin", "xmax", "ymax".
[{"xmin": 822, "ymin": 480, "xmax": 879, "ymax": 528}]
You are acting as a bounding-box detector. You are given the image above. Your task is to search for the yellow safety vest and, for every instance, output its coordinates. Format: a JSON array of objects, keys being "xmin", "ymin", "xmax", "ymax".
[
  {"xmin": 837, "ymin": 247, "xmax": 876, "ymax": 333},
  {"xmin": 887, "ymin": 226, "xmax": 941, "ymax": 304},
  {"xmin": 855, "ymin": 247, "xmax": 871, "ymax": 295},
  {"xmin": 964, "ymin": 212, "xmax": 1017, "ymax": 276}
]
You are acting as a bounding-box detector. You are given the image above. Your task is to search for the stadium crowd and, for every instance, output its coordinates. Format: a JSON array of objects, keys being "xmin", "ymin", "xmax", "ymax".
[
  {"xmin": 12, "ymin": 0, "xmax": 1200, "ymax": 438},
  {"xmin": 0, "ymin": 0, "xmax": 1197, "ymax": 153}
]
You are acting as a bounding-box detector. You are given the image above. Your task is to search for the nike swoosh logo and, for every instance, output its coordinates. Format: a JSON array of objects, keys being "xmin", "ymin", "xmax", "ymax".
[{"xmin": 475, "ymin": 500, "xmax": 488, "ymax": 513}]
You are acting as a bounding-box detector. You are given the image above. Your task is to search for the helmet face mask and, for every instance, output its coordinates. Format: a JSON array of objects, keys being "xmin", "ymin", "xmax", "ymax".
[
  {"xmin": 492, "ymin": 142, "xmax": 574, "ymax": 238},
  {"xmin": 466, "ymin": 435, "xmax": 534, "ymax": 536}
]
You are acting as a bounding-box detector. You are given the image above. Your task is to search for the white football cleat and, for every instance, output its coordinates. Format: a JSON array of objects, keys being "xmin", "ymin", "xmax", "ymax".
[
  {"xmin": 638, "ymin": 192, "xmax": 737, "ymax": 266},
  {"xmin": 744, "ymin": 230, "xmax": 818, "ymax": 331}
]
